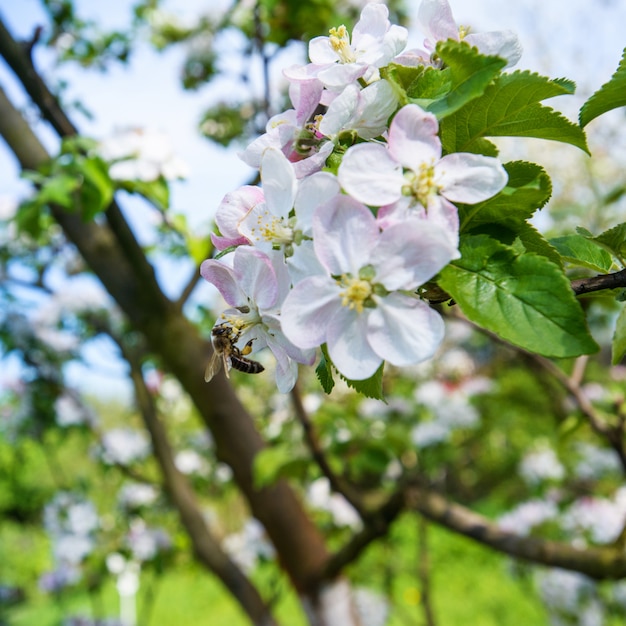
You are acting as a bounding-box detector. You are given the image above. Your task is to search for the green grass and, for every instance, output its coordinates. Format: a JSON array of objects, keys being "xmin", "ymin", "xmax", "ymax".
[{"xmin": 3, "ymin": 516, "xmax": 552, "ymax": 626}]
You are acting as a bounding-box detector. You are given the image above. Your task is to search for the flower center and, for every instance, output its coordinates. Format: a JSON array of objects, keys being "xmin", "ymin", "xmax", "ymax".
[
  {"xmin": 458, "ymin": 25, "xmax": 470, "ymax": 40},
  {"xmin": 402, "ymin": 161, "xmax": 440, "ymax": 207},
  {"xmin": 339, "ymin": 275, "xmax": 373, "ymax": 314},
  {"xmin": 248, "ymin": 209, "xmax": 294, "ymax": 246},
  {"xmin": 329, "ymin": 25, "xmax": 356, "ymax": 64}
]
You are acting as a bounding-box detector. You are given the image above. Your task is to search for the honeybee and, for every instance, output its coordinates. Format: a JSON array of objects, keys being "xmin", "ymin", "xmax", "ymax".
[{"xmin": 204, "ymin": 324, "xmax": 265, "ymax": 382}]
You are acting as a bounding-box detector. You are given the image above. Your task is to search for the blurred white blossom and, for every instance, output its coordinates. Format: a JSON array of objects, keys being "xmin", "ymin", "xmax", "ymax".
[
  {"xmin": 306, "ymin": 478, "xmax": 361, "ymax": 529},
  {"xmin": 222, "ymin": 518, "xmax": 275, "ymax": 573},
  {"xmin": 498, "ymin": 499, "xmax": 559, "ymax": 536},
  {"xmin": 519, "ymin": 448, "xmax": 565, "ymax": 486},
  {"xmin": 98, "ymin": 128, "xmax": 189, "ymax": 182},
  {"xmin": 100, "ymin": 428, "xmax": 151, "ymax": 466}
]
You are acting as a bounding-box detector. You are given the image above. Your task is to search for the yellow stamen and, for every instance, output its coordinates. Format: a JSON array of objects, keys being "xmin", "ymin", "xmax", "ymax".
[
  {"xmin": 329, "ymin": 25, "xmax": 356, "ymax": 64},
  {"xmin": 401, "ymin": 161, "xmax": 440, "ymax": 207},
  {"xmin": 339, "ymin": 276, "xmax": 372, "ymax": 314}
]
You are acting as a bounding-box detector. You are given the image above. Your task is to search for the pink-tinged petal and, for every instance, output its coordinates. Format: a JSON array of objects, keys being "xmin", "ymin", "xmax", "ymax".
[
  {"xmin": 215, "ymin": 186, "xmax": 264, "ymax": 242},
  {"xmin": 317, "ymin": 63, "xmax": 367, "ymax": 91},
  {"xmin": 294, "ymin": 172, "xmax": 340, "ymax": 233},
  {"xmin": 309, "ymin": 37, "xmax": 338, "ymax": 65},
  {"xmin": 261, "ymin": 148, "xmax": 297, "ymax": 218},
  {"xmin": 465, "ymin": 31, "xmax": 522, "ymax": 68},
  {"xmin": 326, "ymin": 307, "xmax": 382, "ymax": 380},
  {"xmin": 210, "ymin": 232, "xmax": 249, "ymax": 251},
  {"xmin": 418, "ymin": 0, "xmax": 458, "ymax": 45},
  {"xmin": 313, "ymin": 195, "xmax": 379, "ymax": 276},
  {"xmin": 352, "ymin": 4, "xmax": 390, "ymax": 42},
  {"xmin": 200, "ymin": 259, "xmax": 246, "ymax": 307},
  {"xmin": 233, "ymin": 247, "xmax": 278, "ymax": 310},
  {"xmin": 367, "ymin": 294, "xmax": 444, "ymax": 366},
  {"xmin": 292, "ymin": 141, "xmax": 334, "ymax": 179},
  {"xmin": 372, "ymin": 221, "xmax": 457, "ymax": 291},
  {"xmin": 338, "ymin": 143, "xmax": 403, "ymax": 206},
  {"xmin": 388, "ymin": 104, "xmax": 441, "ymax": 170},
  {"xmin": 436, "ymin": 153, "xmax": 507, "ymax": 204},
  {"xmin": 289, "ymin": 79, "xmax": 324, "ymax": 126},
  {"xmin": 281, "ymin": 277, "xmax": 341, "ymax": 349}
]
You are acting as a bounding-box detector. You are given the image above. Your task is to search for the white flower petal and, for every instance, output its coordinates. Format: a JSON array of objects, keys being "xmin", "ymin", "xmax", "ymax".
[
  {"xmin": 261, "ymin": 148, "xmax": 297, "ymax": 217},
  {"xmin": 281, "ymin": 277, "xmax": 341, "ymax": 350},
  {"xmin": 294, "ymin": 172, "xmax": 340, "ymax": 233},
  {"xmin": 372, "ymin": 221, "xmax": 457, "ymax": 291},
  {"xmin": 338, "ymin": 143, "xmax": 403, "ymax": 206},
  {"xmin": 437, "ymin": 153, "xmax": 507, "ymax": 204},
  {"xmin": 418, "ymin": 0, "xmax": 458, "ymax": 44},
  {"xmin": 465, "ymin": 31, "xmax": 523, "ymax": 68},
  {"xmin": 367, "ymin": 294, "xmax": 444, "ymax": 366},
  {"xmin": 309, "ymin": 37, "xmax": 338, "ymax": 65},
  {"xmin": 326, "ymin": 308, "xmax": 382, "ymax": 380},
  {"xmin": 313, "ymin": 195, "xmax": 379, "ymax": 276},
  {"xmin": 388, "ymin": 104, "xmax": 441, "ymax": 170},
  {"xmin": 352, "ymin": 4, "xmax": 390, "ymax": 42}
]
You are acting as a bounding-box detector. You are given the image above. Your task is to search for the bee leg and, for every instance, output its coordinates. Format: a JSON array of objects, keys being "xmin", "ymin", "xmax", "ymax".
[{"xmin": 241, "ymin": 339, "xmax": 255, "ymax": 356}]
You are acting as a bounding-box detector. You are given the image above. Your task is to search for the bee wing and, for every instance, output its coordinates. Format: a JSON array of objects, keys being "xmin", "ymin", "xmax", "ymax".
[{"xmin": 205, "ymin": 351, "xmax": 226, "ymax": 382}]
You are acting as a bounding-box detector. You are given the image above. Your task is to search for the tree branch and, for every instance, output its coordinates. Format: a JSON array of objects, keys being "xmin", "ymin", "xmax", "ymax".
[
  {"xmin": 571, "ymin": 268, "xmax": 626, "ymax": 296},
  {"xmin": 291, "ymin": 382, "xmax": 367, "ymax": 518},
  {"xmin": 113, "ymin": 334, "xmax": 277, "ymax": 626},
  {"xmin": 405, "ymin": 482, "xmax": 626, "ymax": 580}
]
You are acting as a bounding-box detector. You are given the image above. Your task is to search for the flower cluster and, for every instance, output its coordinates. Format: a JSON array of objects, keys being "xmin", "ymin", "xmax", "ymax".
[{"xmin": 201, "ymin": 0, "xmax": 514, "ymax": 391}]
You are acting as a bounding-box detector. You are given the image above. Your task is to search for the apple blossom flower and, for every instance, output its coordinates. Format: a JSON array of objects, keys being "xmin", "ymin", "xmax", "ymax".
[
  {"xmin": 237, "ymin": 147, "xmax": 340, "ymax": 281},
  {"xmin": 338, "ymin": 104, "xmax": 507, "ymax": 246},
  {"xmin": 280, "ymin": 195, "xmax": 458, "ymax": 380},
  {"xmin": 239, "ymin": 79, "xmax": 334, "ymax": 179},
  {"xmin": 200, "ymin": 246, "xmax": 315, "ymax": 392},
  {"xmin": 285, "ymin": 4, "xmax": 408, "ymax": 91},
  {"xmin": 397, "ymin": 0, "xmax": 522, "ymax": 69}
]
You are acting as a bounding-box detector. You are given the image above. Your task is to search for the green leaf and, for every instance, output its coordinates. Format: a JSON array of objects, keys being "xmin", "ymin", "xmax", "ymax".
[
  {"xmin": 37, "ymin": 174, "xmax": 80, "ymax": 209},
  {"xmin": 122, "ymin": 177, "xmax": 170, "ymax": 211},
  {"xmin": 438, "ymin": 234, "xmax": 599, "ymax": 357},
  {"xmin": 409, "ymin": 40, "xmax": 506, "ymax": 119},
  {"xmin": 459, "ymin": 161, "xmax": 552, "ymax": 232},
  {"xmin": 253, "ymin": 445, "xmax": 306, "ymax": 489},
  {"xmin": 612, "ymin": 306, "xmax": 626, "ymax": 365},
  {"xmin": 315, "ymin": 347, "xmax": 335, "ymax": 395},
  {"xmin": 580, "ymin": 47, "xmax": 626, "ymax": 127},
  {"xmin": 592, "ymin": 223, "xmax": 626, "ymax": 263},
  {"xmin": 440, "ymin": 71, "xmax": 588, "ymax": 155},
  {"xmin": 550, "ymin": 234, "xmax": 615, "ymax": 272},
  {"xmin": 342, "ymin": 362, "xmax": 385, "ymax": 400},
  {"xmin": 78, "ymin": 156, "xmax": 114, "ymax": 219},
  {"xmin": 515, "ymin": 223, "xmax": 563, "ymax": 267}
]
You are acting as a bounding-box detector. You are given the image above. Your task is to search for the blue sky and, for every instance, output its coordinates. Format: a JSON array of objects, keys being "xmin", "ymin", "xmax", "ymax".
[{"xmin": 1, "ymin": 0, "xmax": 625, "ymax": 397}]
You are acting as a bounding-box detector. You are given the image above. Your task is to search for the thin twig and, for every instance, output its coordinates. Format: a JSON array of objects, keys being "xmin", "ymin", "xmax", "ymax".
[{"xmin": 290, "ymin": 381, "xmax": 367, "ymax": 517}]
